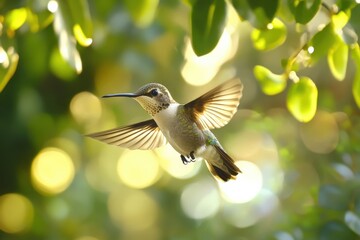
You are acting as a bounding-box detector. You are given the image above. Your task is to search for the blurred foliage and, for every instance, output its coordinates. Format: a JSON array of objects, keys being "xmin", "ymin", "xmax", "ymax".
[{"xmin": 0, "ymin": 0, "xmax": 360, "ymax": 239}]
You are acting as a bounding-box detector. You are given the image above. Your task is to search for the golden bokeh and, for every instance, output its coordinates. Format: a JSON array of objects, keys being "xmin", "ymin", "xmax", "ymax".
[
  {"xmin": 108, "ymin": 189, "xmax": 159, "ymax": 234},
  {"xmin": 156, "ymin": 145, "xmax": 201, "ymax": 180},
  {"xmin": 85, "ymin": 149, "xmax": 122, "ymax": 193},
  {"xmin": 31, "ymin": 147, "xmax": 75, "ymax": 195},
  {"xmin": 0, "ymin": 193, "xmax": 33, "ymax": 233},
  {"xmin": 94, "ymin": 62, "xmax": 131, "ymax": 95},
  {"xmin": 75, "ymin": 236, "xmax": 99, "ymax": 240},
  {"xmin": 70, "ymin": 91, "xmax": 102, "ymax": 126},
  {"xmin": 117, "ymin": 150, "xmax": 161, "ymax": 189},
  {"xmin": 218, "ymin": 161, "xmax": 263, "ymax": 203},
  {"xmin": 226, "ymin": 129, "xmax": 264, "ymax": 159},
  {"xmin": 300, "ymin": 111, "xmax": 339, "ymax": 153},
  {"xmin": 180, "ymin": 179, "xmax": 220, "ymax": 219}
]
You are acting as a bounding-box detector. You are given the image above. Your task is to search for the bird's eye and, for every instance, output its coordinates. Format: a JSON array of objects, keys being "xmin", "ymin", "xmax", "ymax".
[{"xmin": 150, "ymin": 89, "xmax": 158, "ymax": 97}]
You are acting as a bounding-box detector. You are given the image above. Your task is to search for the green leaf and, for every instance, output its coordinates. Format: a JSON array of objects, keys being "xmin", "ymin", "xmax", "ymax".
[
  {"xmin": 5, "ymin": 8, "xmax": 28, "ymax": 31},
  {"xmin": 345, "ymin": 211, "xmax": 360, "ymax": 235},
  {"xmin": 26, "ymin": 6, "xmax": 54, "ymax": 32},
  {"xmin": 251, "ymin": 18, "xmax": 286, "ymax": 51},
  {"xmin": 73, "ymin": 24, "xmax": 93, "ymax": 47},
  {"xmin": 247, "ymin": 0, "xmax": 278, "ymax": 27},
  {"xmin": 328, "ymin": 36, "xmax": 348, "ymax": 81},
  {"xmin": 254, "ymin": 65, "xmax": 286, "ymax": 95},
  {"xmin": 288, "ymin": 0, "xmax": 321, "ymax": 24},
  {"xmin": 321, "ymin": 221, "xmax": 356, "ymax": 240},
  {"xmin": 65, "ymin": 0, "xmax": 93, "ymax": 45},
  {"xmin": 49, "ymin": 48, "xmax": 77, "ymax": 81},
  {"xmin": 337, "ymin": 0, "xmax": 358, "ymax": 11},
  {"xmin": 319, "ymin": 184, "xmax": 349, "ymax": 210},
  {"xmin": 287, "ymin": 76, "xmax": 318, "ymax": 122},
  {"xmin": 0, "ymin": 47, "xmax": 19, "ymax": 92},
  {"xmin": 309, "ymin": 23, "xmax": 338, "ymax": 64},
  {"xmin": 191, "ymin": 0, "xmax": 227, "ymax": 56},
  {"xmin": 123, "ymin": 0, "xmax": 159, "ymax": 28},
  {"xmin": 232, "ymin": 0, "xmax": 278, "ymax": 29},
  {"xmin": 351, "ymin": 44, "xmax": 360, "ymax": 108}
]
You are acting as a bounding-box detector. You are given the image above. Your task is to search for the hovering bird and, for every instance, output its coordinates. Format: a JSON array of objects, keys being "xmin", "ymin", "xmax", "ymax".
[{"xmin": 87, "ymin": 79, "xmax": 243, "ymax": 181}]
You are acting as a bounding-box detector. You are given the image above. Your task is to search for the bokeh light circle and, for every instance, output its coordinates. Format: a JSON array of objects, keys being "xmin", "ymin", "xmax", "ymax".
[
  {"xmin": 117, "ymin": 150, "xmax": 161, "ymax": 189},
  {"xmin": 180, "ymin": 179, "xmax": 220, "ymax": 219},
  {"xmin": 0, "ymin": 193, "xmax": 34, "ymax": 233},
  {"xmin": 75, "ymin": 237, "xmax": 99, "ymax": 240},
  {"xmin": 31, "ymin": 147, "xmax": 75, "ymax": 195},
  {"xmin": 218, "ymin": 161, "xmax": 263, "ymax": 203},
  {"xmin": 156, "ymin": 145, "xmax": 201, "ymax": 180},
  {"xmin": 108, "ymin": 190, "xmax": 159, "ymax": 232},
  {"xmin": 70, "ymin": 91, "xmax": 102, "ymax": 125},
  {"xmin": 300, "ymin": 111, "xmax": 339, "ymax": 154},
  {"xmin": 223, "ymin": 189, "xmax": 279, "ymax": 228}
]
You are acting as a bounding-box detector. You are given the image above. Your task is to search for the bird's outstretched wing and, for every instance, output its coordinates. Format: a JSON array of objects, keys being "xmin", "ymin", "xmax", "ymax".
[
  {"xmin": 87, "ymin": 119, "xmax": 167, "ymax": 150},
  {"xmin": 184, "ymin": 78, "xmax": 243, "ymax": 129}
]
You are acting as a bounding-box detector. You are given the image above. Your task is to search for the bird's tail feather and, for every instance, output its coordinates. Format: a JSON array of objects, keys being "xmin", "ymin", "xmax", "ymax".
[{"xmin": 206, "ymin": 146, "xmax": 241, "ymax": 182}]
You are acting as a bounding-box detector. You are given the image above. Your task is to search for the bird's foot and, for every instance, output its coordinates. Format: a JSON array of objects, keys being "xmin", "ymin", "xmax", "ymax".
[
  {"xmin": 181, "ymin": 155, "xmax": 189, "ymax": 165},
  {"xmin": 190, "ymin": 151, "xmax": 195, "ymax": 160},
  {"xmin": 181, "ymin": 151, "xmax": 196, "ymax": 165}
]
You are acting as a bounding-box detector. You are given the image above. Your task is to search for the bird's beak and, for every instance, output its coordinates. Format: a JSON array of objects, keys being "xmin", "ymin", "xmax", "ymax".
[{"xmin": 102, "ymin": 93, "xmax": 140, "ymax": 98}]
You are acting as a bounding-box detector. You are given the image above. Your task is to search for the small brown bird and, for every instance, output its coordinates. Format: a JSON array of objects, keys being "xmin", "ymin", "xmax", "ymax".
[{"xmin": 88, "ymin": 79, "xmax": 243, "ymax": 181}]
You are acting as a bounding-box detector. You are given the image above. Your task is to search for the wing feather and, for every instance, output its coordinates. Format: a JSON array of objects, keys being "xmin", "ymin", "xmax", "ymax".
[
  {"xmin": 87, "ymin": 119, "xmax": 167, "ymax": 150},
  {"xmin": 184, "ymin": 78, "xmax": 243, "ymax": 129}
]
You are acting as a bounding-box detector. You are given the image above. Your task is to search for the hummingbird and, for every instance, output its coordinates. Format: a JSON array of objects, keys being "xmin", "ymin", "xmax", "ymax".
[{"xmin": 87, "ymin": 78, "xmax": 243, "ymax": 181}]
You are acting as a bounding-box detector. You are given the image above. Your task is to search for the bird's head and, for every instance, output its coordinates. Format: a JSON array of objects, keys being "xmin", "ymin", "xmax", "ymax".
[{"xmin": 102, "ymin": 83, "xmax": 176, "ymax": 116}]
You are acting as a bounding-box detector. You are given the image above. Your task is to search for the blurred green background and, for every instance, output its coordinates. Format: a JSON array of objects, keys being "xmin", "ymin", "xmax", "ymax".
[{"xmin": 1, "ymin": 0, "xmax": 360, "ymax": 239}]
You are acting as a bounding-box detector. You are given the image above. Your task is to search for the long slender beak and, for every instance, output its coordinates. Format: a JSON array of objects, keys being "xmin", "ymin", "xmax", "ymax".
[{"xmin": 102, "ymin": 93, "xmax": 140, "ymax": 98}]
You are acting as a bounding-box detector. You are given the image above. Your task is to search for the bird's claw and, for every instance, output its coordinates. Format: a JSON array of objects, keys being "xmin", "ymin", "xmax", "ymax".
[
  {"xmin": 181, "ymin": 155, "xmax": 189, "ymax": 165},
  {"xmin": 181, "ymin": 151, "xmax": 196, "ymax": 165},
  {"xmin": 190, "ymin": 151, "xmax": 195, "ymax": 160}
]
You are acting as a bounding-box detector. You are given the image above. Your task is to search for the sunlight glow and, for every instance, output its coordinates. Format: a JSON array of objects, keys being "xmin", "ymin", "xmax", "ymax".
[
  {"xmin": 180, "ymin": 179, "xmax": 220, "ymax": 219},
  {"xmin": 70, "ymin": 91, "xmax": 102, "ymax": 126},
  {"xmin": 54, "ymin": 10, "xmax": 83, "ymax": 74},
  {"xmin": 0, "ymin": 193, "xmax": 33, "ymax": 233},
  {"xmin": 47, "ymin": 0, "xmax": 58, "ymax": 13},
  {"xmin": 218, "ymin": 161, "xmax": 263, "ymax": 203},
  {"xmin": 182, "ymin": 29, "xmax": 237, "ymax": 86},
  {"xmin": 156, "ymin": 145, "xmax": 201, "ymax": 179},
  {"xmin": 0, "ymin": 47, "xmax": 9, "ymax": 67},
  {"xmin": 31, "ymin": 147, "xmax": 75, "ymax": 195},
  {"xmin": 181, "ymin": 6, "xmax": 240, "ymax": 86},
  {"xmin": 117, "ymin": 150, "xmax": 161, "ymax": 189},
  {"xmin": 307, "ymin": 46, "xmax": 314, "ymax": 54},
  {"xmin": 223, "ymin": 189, "xmax": 279, "ymax": 228}
]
